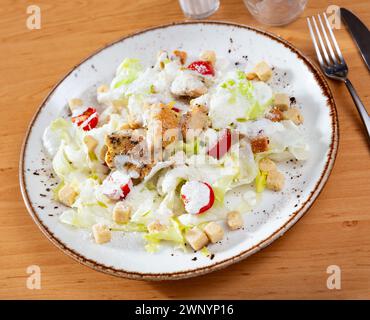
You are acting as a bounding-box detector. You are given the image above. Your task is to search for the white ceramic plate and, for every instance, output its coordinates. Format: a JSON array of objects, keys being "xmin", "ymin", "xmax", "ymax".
[{"xmin": 20, "ymin": 22, "xmax": 338, "ymax": 280}]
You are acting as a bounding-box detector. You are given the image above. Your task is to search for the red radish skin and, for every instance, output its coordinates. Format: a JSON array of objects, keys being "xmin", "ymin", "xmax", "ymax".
[
  {"xmin": 207, "ymin": 128, "xmax": 232, "ymax": 159},
  {"xmin": 102, "ymin": 173, "xmax": 132, "ymax": 200},
  {"xmin": 198, "ymin": 182, "xmax": 215, "ymax": 213},
  {"xmin": 187, "ymin": 60, "xmax": 215, "ymax": 76},
  {"xmin": 120, "ymin": 180, "xmax": 132, "ymax": 199},
  {"xmin": 181, "ymin": 181, "xmax": 215, "ymax": 215},
  {"xmin": 71, "ymin": 107, "xmax": 99, "ymax": 131}
]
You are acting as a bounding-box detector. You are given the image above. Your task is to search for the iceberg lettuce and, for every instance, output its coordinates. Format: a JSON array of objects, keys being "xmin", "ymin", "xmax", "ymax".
[
  {"xmin": 112, "ymin": 58, "xmax": 142, "ymax": 89},
  {"xmin": 144, "ymin": 218, "xmax": 185, "ymax": 252},
  {"xmin": 209, "ymin": 71, "xmax": 273, "ymax": 128}
]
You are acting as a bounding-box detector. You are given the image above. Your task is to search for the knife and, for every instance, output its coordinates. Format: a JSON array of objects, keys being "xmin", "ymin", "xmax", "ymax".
[{"xmin": 340, "ymin": 8, "xmax": 370, "ymax": 71}]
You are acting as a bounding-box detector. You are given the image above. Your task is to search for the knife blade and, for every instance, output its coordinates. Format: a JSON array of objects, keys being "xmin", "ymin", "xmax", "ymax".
[{"xmin": 340, "ymin": 8, "xmax": 370, "ymax": 71}]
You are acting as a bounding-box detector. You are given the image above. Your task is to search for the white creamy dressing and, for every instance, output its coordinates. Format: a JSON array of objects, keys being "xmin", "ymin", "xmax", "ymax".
[
  {"xmin": 43, "ymin": 50, "xmax": 310, "ymax": 243},
  {"xmin": 170, "ymin": 70, "xmax": 208, "ymax": 97},
  {"xmin": 101, "ymin": 170, "xmax": 131, "ymax": 200},
  {"xmin": 180, "ymin": 181, "xmax": 211, "ymax": 215}
]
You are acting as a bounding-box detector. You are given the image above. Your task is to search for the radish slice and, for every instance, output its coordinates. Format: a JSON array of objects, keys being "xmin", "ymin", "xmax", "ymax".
[
  {"xmin": 188, "ymin": 60, "xmax": 214, "ymax": 76},
  {"xmin": 101, "ymin": 171, "xmax": 132, "ymax": 200},
  {"xmin": 71, "ymin": 107, "xmax": 99, "ymax": 131},
  {"xmin": 180, "ymin": 181, "xmax": 215, "ymax": 214},
  {"xmin": 207, "ymin": 128, "xmax": 232, "ymax": 159}
]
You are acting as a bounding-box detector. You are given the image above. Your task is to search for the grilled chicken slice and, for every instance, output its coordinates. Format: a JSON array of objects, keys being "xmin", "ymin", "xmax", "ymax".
[
  {"xmin": 181, "ymin": 105, "xmax": 210, "ymax": 141},
  {"xmin": 147, "ymin": 103, "xmax": 180, "ymax": 149},
  {"xmin": 104, "ymin": 129, "xmax": 152, "ymax": 183},
  {"xmin": 170, "ymin": 71, "xmax": 208, "ymax": 98}
]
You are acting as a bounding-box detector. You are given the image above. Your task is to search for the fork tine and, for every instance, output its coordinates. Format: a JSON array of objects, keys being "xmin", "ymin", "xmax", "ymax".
[
  {"xmin": 307, "ymin": 17, "xmax": 325, "ymax": 67},
  {"xmin": 323, "ymin": 13, "xmax": 345, "ymax": 64},
  {"xmin": 312, "ymin": 16, "xmax": 331, "ymax": 66},
  {"xmin": 317, "ymin": 14, "xmax": 337, "ymax": 64}
]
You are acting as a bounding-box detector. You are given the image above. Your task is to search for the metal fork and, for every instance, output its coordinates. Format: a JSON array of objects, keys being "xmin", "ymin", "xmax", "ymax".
[{"xmin": 307, "ymin": 13, "xmax": 370, "ymax": 142}]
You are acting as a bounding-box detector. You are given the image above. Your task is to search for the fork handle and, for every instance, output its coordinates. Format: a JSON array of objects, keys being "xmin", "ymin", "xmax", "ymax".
[{"xmin": 345, "ymin": 78, "xmax": 370, "ymax": 142}]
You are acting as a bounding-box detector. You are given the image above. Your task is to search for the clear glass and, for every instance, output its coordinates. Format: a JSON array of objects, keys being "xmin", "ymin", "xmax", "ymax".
[
  {"xmin": 178, "ymin": 0, "xmax": 220, "ymax": 19},
  {"xmin": 243, "ymin": 0, "xmax": 308, "ymax": 26}
]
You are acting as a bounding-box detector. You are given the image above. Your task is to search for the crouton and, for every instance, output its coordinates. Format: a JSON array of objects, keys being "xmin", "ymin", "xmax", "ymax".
[
  {"xmin": 185, "ymin": 227, "xmax": 209, "ymax": 251},
  {"xmin": 58, "ymin": 184, "xmax": 78, "ymax": 207},
  {"xmin": 68, "ymin": 98, "xmax": 83, "ymax": 112},
  {"xmin": 112, "ymin": 202, "xmax": 131, "ymax": 224},
  {"xmin": 227, "ymin": 211, "xmax": 244, "ymax": 230},
  {"xmin": 83, "ymin": 135, "xmax": 98, "ymax": 152},
  {"xmin": 265, "ymin": 107, "xmax": 284, "ymax": 122},
  {"xmin": 266, "ymin": 170, "xmax": 285, "ymax": 191},
  {"xmin": 259, "ymin": 158, "xmax": 276, "ymax": 172},
  {"xmin": 173, "ymin": 50, "xmax": 187, "ymax": 65},
  {"xmin": 250, "ymin": 136, "xmax": 269, "ymax": 153},
  {"xmin": 283, "ymin": 107, "xmax": 304, "ymax": 125},
  {"xmin": 181, "ymin": 105, "xmax": 210, "ymax": 140},
  {"xmin": 246, "ymin": 72, "xmax": 257, "ymax": 80},
  {"xmin": 92, "ymin": 224, "xmax": 111, "ymax": 244},
  {"xmin": 147, "ymin": 221, "xmax": 167, "ymax": 233},
  {"xmin": 200, "ymin": 50, "xmax": 216, "ymax": 65},
  {"xmin": 204, "ymin": 222, "xmax": 224, "ymax": 243},
  {"xmin": 97, "ymin": 84, "xmax": 109, "ymax": 93},
  {"xmin": 253, "ymin": 61, "xmax": 272, "ymax": 82},
  {"xmin": 274, "ymin": 93, "xmax": 290, "ymax": 111}
]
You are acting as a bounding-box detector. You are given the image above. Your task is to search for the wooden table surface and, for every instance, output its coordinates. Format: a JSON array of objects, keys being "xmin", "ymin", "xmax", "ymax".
[{"xmin": 0, "ymin": 0, "xmax": 369, "ymax": 300}]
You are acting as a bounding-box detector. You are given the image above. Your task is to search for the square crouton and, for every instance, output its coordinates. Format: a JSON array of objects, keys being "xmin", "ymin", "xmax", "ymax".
[
  {"xmin": 283, "ymin": 107, "xmax": 304, "ymax": 125},
  {"xmin": 246, "ymin": 72, "xmax": 257, "ymax": 80},
  {"xmin": 251, "ymin": 136, "xmax": 269, "ymax": 153},
  {"xmin": 199, "ymin": 50, "xmax": 216, "ymax": 65},
  {"xmin": 147, "ymin": 221, "xmax": 167, "ymax": 233},
  {"xmin": 112, "ymin": 202, "xmax": 131, "ymax": 224},
  {"xmin": 58, "ymin": 184, "xmax": 78, "ymax": 207},
  {"xmin": 97, "ymin": 84, "xmax": 109, "ymax": 93},
  {"xmin": 266, "ymin": 170, "xmax": 285, "ymax": 191},
  {"xmin": 173, "ymin": 50, "xmax": 187, "ymax": 65},
  {"xmin": 259, "ymin": 158, "xmax": 276, "ymax": 173},
  {"xmin": 204, "ymin": 222, "xmax": 224, "ymax": 243},
  {"xmin": 253, "ymin": 61, "xmax": 272, "ymax": 82},
  {"xmin": 227, "ymin": 211, "xmax": 244, "ymax": 230},
  {"xmin": 265, "ymin": 107, "xmax": 284, "ymax": 122},
  {"xmin": 92, "ymin": 224, "xmax": 111, "ymax": 244},
  {"xmin": 68, "ymin": 98, "xmax": 83, "ymax": 112},
  {"xmin": 185, "ymin": 227, "xmax": 209, "ymax": 251},
  {"xmin": 274, "ymin": 93, "xmax": 290, "ymax": 111},
  {"xmin": 83, "ymin": 135, "xmax": 98, "ymax": 152}
]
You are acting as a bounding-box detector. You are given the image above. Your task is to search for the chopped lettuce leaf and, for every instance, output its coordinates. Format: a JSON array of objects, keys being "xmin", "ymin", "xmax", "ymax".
[
  {"xmin": 255, "ymin": 170, "xmax": 267, "ymax": 193},
  {"xmin": 143, "ymin": 218, "xmax": 185, "ymax": 252},
  {"xmin": 113, "ymin": 58, "xmax": 142, "ymax": 89},
  {"xmin": 212, "ymin": 175, "xmax": 234, "ymax": 204}
]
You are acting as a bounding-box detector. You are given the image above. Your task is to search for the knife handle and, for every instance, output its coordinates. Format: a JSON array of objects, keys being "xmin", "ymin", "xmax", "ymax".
[{"xmin": 345, "ymin": 78, "xmax": 370, "ymax": 144}]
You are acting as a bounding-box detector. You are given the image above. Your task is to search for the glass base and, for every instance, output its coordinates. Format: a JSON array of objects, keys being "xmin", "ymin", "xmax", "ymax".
[
  {"xmin": 243, "ymin": 0, "xmax": 307, "ymax": 27},
  {"xmin": 182, "ymin": 2, "xmax": 220, "ymax": 20}
]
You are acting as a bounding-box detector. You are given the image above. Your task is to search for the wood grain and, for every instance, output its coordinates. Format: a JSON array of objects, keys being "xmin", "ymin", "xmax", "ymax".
[{"xmin": 0, "ymin": 0, "xmax": 369, "ymax": 299}]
